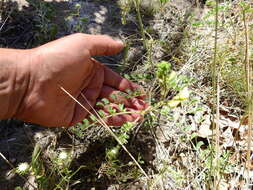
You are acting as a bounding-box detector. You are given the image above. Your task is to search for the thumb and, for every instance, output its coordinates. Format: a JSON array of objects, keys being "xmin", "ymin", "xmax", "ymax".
[{"xmin": 81, "ymin": 34, "xmax": 124, "ymax": 56}]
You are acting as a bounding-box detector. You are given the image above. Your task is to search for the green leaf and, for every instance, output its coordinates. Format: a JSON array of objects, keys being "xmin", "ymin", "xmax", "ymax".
[
  {"xmin": 108, "ymin": 106, "xmax": 117, "ymax": 114},
  {"xmin": 106, "ymin": 146, "xmax": 120, "ymax": 160},
  {"xmin": 89, "ymin": 115, "xmax": 97, "ymax": 122},
  {"xmin": 110, "ymin": 94, "xmax": 117, "ymax": 101},
  {"xmin": 190, "ymin": 132, "xmax": 198, "ymax": 140},
  {"xmin": 196, "ymin": 141, "xmax": 204, "ymax": 149},
  {"xmin": 118, "ymin": 134, "xmax": 129, "ymax": 144},
  {"xmin": 98, "ymin": 110, "xmax": 105, "ymax": 117},
  {"xmin": 96, "ymin": 102, "xmax": 104, "ymax": 107},
  {"xmin": 118, "ymin": 104, "xmax": 125, "ymax": 112},
  {"xmin": 82, "ymin": 119, "xmax": 90, "ymax": 127},
  {"xmin": 80, "ymin": 17, "xmax": 88, "ymax": 23},
  {"xmin": 121, "ymin": 122, "xmax": 134, "ymax": 132},
  {"xmin": 101, "ymin": 98, "xmax": 110, "ymax": 105}
]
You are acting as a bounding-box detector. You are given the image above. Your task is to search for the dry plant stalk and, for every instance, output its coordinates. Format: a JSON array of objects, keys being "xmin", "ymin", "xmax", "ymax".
[
  {"xmin": 212, "ymin": 0, "xmax": 221, "ymax": 188},
  {"xmin": 242, "ymin": 5, "xmax": 253, "ymax": 186}
]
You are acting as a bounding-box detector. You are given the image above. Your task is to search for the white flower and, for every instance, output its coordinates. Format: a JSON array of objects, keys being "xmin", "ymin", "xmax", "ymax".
[
  {"xmin": 17, "ymin": 162, "xmax": 29, "ymax": 173},
  {"xmin": 75, "ymin": 3, "xmax": 81, "ymax": 9},
  {"xmin": 58, "ymin": 152, "xmax": 68, "ymax": 160},
  {"xmin": 111, "ymin": 148, "xmax": 118, "ymax": 155}
]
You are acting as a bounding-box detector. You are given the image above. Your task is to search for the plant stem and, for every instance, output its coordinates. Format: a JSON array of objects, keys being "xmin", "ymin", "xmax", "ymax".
[
  {"xmin": 242, "ymin": 6, "xmax": 252, "ymax": 186},
  {"xmin": 133, "ymin": 0, "xmax": 147, "ymax": 49},
  {"xmin": 212, "ymin": 0, "xmax": 220, "ymax": 188}
]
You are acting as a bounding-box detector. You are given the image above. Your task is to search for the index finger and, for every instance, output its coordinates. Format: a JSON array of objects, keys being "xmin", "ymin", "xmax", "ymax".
[
  {"xmin": 103, "ymin": 66, "xmax": 146, "ymax": 99},
  {"xmin": 83, "ymin": 34, "xmax": 124, "ymax": 56}
]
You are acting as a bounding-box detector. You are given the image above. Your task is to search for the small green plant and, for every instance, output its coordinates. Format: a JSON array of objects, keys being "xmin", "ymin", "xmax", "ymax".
[
  {"xmin": 102, "ymin": 121, "xmax": 144, "ymax": 182},
  {"xmin": 118, "ymin": 0, "xmax": 133, "ymax": 25},
  {"xmin": 65, "ymin": 3, "xmax": 89, "ymax": 33},
  {"xmin": 13, "ymin": 144, "xmax": 85, "ymax": 189},
  {"xmin": 27, "ymin": 0, "xmax": 58, "ymax": 44},
  {"xmin": 160, "ymin": 0, "xmax": 170, "ymax": 5},
  {"xmin": 156, "ymin": 61, "xmax": 191, "ymax": 99},
  {"xmin": 106, "ymin": 122, "xmax": 134, "ymax": 160}
]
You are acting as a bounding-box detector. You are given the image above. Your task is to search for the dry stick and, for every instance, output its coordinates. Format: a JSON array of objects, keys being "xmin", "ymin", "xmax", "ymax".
[
  {"xmin": 242, "ymin": 7, "xmax": 252, "ymax": 186},
  {"xmin": 212, "ymin": 0, "xmax": 220, "ymax": 189},
  {"xmin": 59, "ymin": 86, "xmax": 149, "ymax": 179},
  {"xmin": 0, "ymin": 5, "xmax": 13, "ymax": 32},
  {"xmin": 0, "ymin": 152, "xmax": 37, "ymax": 189}
]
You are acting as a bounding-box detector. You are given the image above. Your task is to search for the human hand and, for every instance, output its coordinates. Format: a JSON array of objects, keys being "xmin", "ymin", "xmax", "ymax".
[{"xmin": 14, "ymin": 33, "xmax": 147, "ymax": 127}]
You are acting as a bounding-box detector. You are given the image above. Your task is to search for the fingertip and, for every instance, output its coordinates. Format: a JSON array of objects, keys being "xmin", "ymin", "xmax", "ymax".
[
  {"xmin": 89, "ymin": 35, "xmax": 124, "ymax": 56},
  {"xmin": 127, "ymin": 108, "xmax": 144, "ymax": 120},
  {"xmin": 144, "ymin": 102, "xmax": 150, "ymax": 109},
  {"xmin": 106, "ymin": 115, "xmax": 126, "ymax": 126},
  {"xmin": 130, "ymin": 98, "xmax": 146, "ymax": 110},
  {"xmin": 115, "ymin": 39, "xmax": 124, "ymax": 47}
]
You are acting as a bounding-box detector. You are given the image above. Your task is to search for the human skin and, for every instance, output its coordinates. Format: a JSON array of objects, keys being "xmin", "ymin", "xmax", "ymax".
[{"xmin": 0, "ymin": 33, "xmax": 147, "ymax": 127}]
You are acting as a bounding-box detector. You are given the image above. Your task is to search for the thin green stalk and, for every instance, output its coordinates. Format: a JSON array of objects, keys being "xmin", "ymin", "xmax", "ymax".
[{"xmin": 133, "ymin": 0, "xmax": 147, "ymax": 49}]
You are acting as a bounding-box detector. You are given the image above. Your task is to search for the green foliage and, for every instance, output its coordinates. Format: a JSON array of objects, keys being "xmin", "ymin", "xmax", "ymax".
[
  {"xmin": 103, "ymin": 122, "xmax": 145, "ymax": 182},
  {"xmin": 27, "ymin": 0, "xmax": 58, "ymax": 44},
  {"xmin": 192, "ymin": 1, "xmax": 231, "ymax": 27},
  {"xmin": 14, "ymin": 144, "xmax": 86, "ymax": 189},
  {"xmin": 106, "ymin": 145, "xmax": 121, "ymax": 160},
  {"xmin": 160, "ymin": 0, "xmax": 170, "ymax": 5},
  {"xmin": 156, "ymin": 61, "xmax": 191, "ymax": 98},
  {"xmin": 156, "ymin": 61, "xmax": 172, "ymax": 79},
  {"xmin": 101, "ymin": 98, "xmax": 110, "ymax": 105},
  {"xmin": 106, "ymin": 122, "xmax": 134, "ymax": 161},
  {"xmin": 65, "ymin": 3, "xmax": 89, "ymax": 33},
  {"xmin": 239, "ymin": 1, "xmax": 253, "ymax": 13},
  {"xmin": 70, "ymin": 120, "xmax": 90, "ymax": 139},
  {"xmin": 118, "ymin": 0, "xmax": 133, "ymax": 25},
  {"xmin": 15, "ymin": 187, "xmax": 24, "ymax": 190}
]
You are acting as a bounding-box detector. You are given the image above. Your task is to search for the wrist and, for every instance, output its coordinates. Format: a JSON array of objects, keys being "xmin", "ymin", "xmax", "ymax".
[{"xmin": 0, "ymin": 48, "xmax": 32, "ymax": 119}]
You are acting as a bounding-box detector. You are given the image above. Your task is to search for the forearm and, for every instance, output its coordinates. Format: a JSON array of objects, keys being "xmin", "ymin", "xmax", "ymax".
[{"xmin": 0, "ymin": 48, "xmax": 31, "ymax": 119}]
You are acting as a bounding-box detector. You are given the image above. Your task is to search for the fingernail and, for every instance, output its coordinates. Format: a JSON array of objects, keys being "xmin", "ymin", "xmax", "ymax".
[
  {"xmin": 138, "ymin": 100, "xmax": 145, "ymax": 106},
  {"xmin": 115, "ymin": 39, "xmax": 124, "ymax": 45}
]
